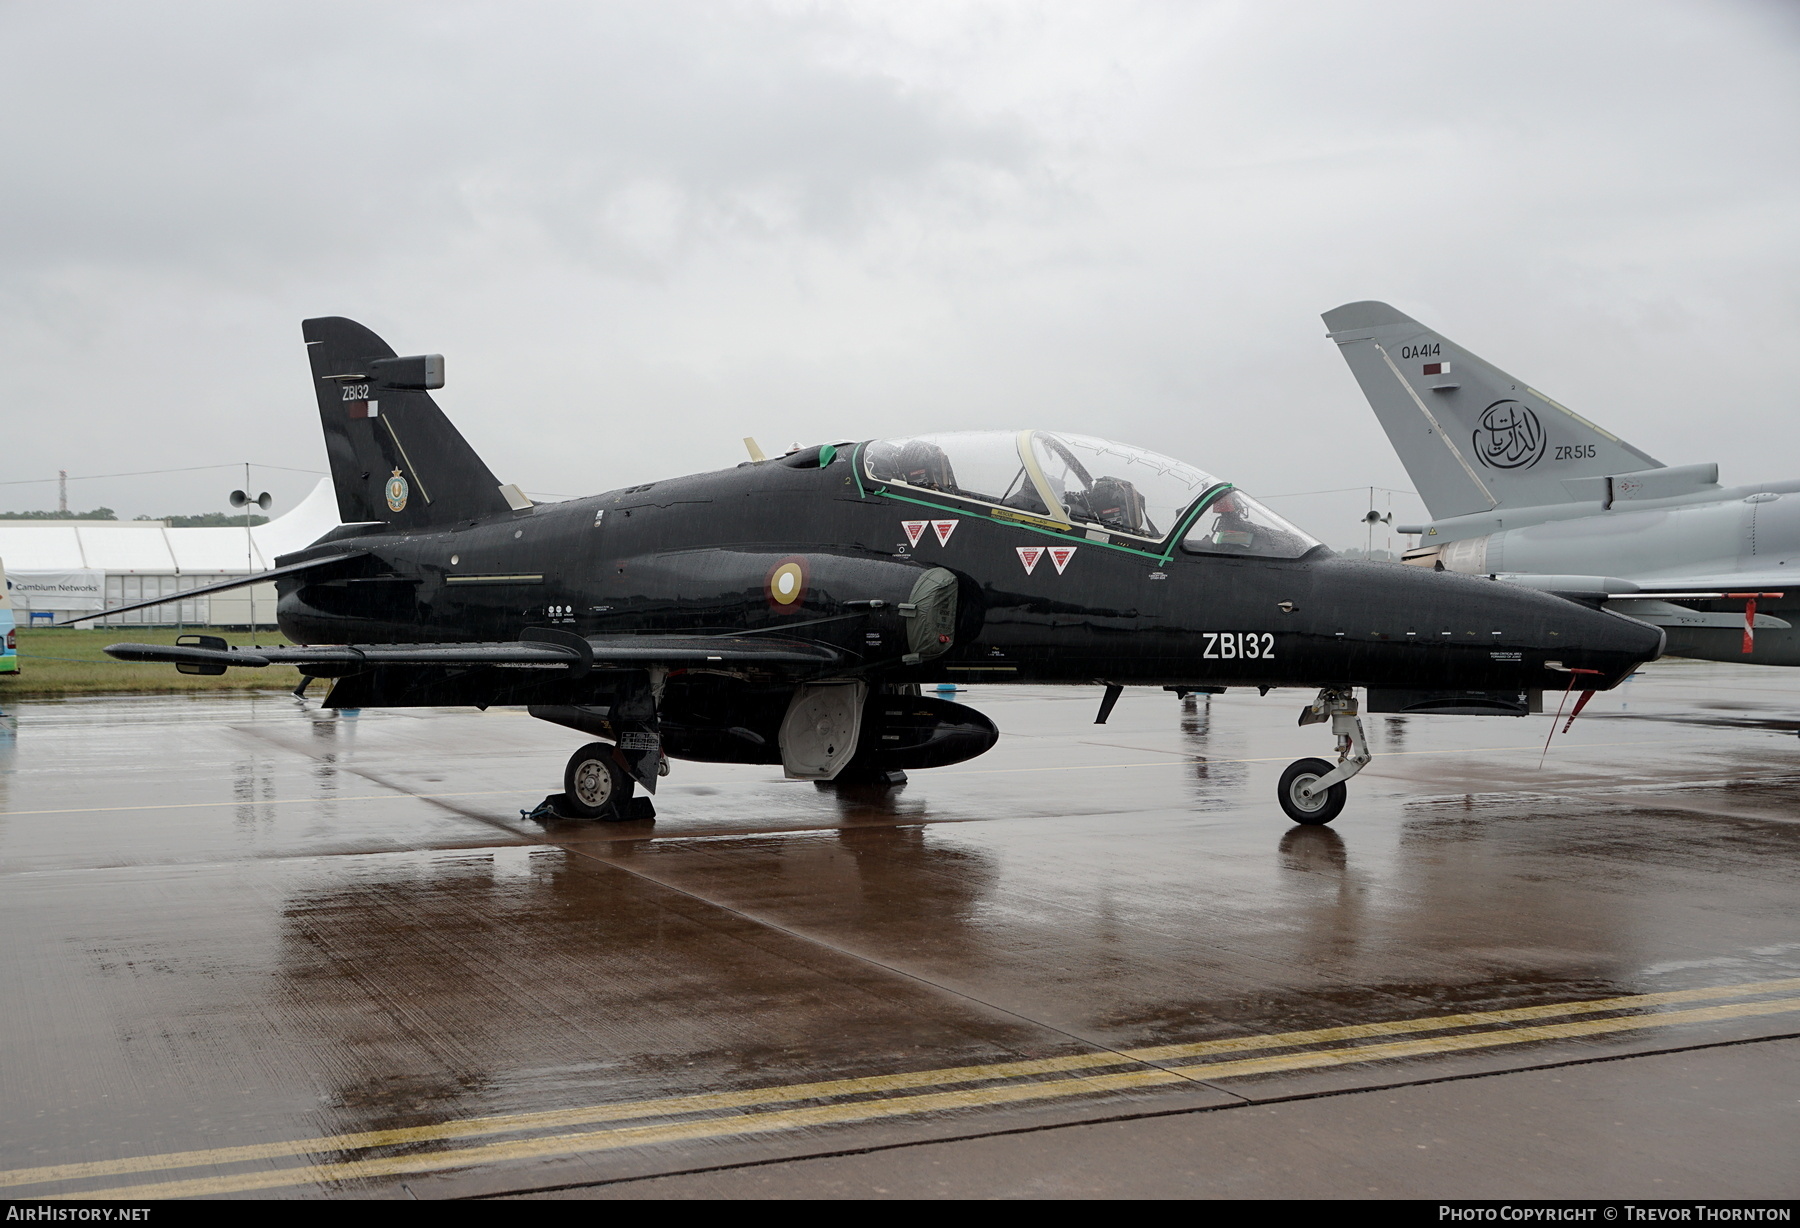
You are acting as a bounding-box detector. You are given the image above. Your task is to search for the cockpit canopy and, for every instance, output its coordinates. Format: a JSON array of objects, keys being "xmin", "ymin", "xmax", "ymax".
[{"xmin": 862, "ymin": 430, "xmax": 1320, "ymax": 559}]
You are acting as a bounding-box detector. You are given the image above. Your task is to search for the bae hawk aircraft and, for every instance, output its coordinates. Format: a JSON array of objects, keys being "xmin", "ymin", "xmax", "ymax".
[
  {"xmin": 87, "ymin": 317, "xmax": 1662, "ymax": 825},
  {"xmin": 1325, "ymin": 301, "xmax": 1797, "ymax": 665}
]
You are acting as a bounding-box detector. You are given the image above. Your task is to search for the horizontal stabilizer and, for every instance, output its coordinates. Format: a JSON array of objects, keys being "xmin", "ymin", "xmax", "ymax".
[
  {"xmin": 59, "ymin": 552, "xmax": 368, "ymax": 626},
  {"xmin": 1561, "ymin": 463, "xmax": 1720, "ymax": 506}
]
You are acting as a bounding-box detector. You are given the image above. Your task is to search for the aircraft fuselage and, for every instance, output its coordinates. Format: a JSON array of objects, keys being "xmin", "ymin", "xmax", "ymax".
[{"xmin": 276, "ymin": 444, "xmax": 1659, "ymax": 705}]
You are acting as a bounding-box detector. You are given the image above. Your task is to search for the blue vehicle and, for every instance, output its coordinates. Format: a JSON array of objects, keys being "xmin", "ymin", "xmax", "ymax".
[{"xmin": 0, "ymin": 561, "xmax": 16, "ymax": 675}]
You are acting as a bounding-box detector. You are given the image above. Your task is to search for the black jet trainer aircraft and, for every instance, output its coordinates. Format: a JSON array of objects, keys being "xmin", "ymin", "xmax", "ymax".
[{"xmin": 90, "ymin": 318, "xmax": 1664, "ymax": 825}]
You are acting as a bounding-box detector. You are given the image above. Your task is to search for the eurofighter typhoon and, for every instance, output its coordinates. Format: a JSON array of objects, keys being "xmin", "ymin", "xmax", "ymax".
[{"xmin": 1325, "ymin": 301, "xmax": 1797, "ymax": 664}]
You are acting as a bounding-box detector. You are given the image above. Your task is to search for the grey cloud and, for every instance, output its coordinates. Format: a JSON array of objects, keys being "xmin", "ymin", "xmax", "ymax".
[
  {"xmin": 0, "ymin": 1, "xmax": 1029, "ymax": 279},
  {"xmin": 0, "ymin": 0, "xmax": 1795, "ymax": 546}
]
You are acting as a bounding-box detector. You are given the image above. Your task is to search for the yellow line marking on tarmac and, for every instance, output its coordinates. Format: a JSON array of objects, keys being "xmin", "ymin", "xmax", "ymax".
[
  {"xmin": 1156, "ymin": 998, "xmax": 1800, "ymax": 1078},
  {"xmin": 11, "ymin": 978, "xmax": 1798, "ymax": 1196},
  {"xmin": 51, "ymin": 996, "xmax": 1800, "ymax": 1201},
  {"xmin": 1127, "ymin": 976, "xmax": 1800, "ymax": 1061}
]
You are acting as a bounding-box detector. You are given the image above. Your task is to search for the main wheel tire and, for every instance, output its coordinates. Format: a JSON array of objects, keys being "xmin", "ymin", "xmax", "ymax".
[
  {"xmin": 1278, "ymin": 756, "xmax": 1346, "ymax": 825},
  {"xmin": 563, "ymin": 742, "xmax": 636, "ymax": 821}
]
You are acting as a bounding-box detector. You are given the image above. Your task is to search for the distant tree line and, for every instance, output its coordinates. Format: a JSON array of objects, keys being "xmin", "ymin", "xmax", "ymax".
[
  {"xmin": 0, "ymin": 509, "xmax": 268, "ymax": 526},
  {"xmin": 136, "ymin": 512, "xmax": 270, "ymax": 528},
  {"xmin": 0, "ymin": 508, "xmax": 117, "ymax": 520}
]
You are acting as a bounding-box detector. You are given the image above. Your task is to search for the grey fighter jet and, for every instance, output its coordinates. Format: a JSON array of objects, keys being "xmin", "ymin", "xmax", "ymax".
[{"xmin": 1323, "ymin": 301, "xmax": 1799, "ymax": 665}]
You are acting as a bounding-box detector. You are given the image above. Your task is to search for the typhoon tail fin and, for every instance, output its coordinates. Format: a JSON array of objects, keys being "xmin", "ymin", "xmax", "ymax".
[
  {"xmin": 303, "ymin": 317, "xmax": 511, "ymax": 529},
  {"xmin": 1321, "ymin": 302, "xmax": 1680, "ymax": 519}
]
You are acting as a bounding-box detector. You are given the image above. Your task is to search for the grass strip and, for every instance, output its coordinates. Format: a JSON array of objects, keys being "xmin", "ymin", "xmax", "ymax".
[{"xmin": 2, "ymin": 627, "xmax": 302, "ymax": 696}]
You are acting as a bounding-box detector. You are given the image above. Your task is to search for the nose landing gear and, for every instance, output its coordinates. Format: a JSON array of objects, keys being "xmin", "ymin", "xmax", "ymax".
[{"xmin": 1278, "ymin": 687, "xmax": 1370, "ymax": 825}]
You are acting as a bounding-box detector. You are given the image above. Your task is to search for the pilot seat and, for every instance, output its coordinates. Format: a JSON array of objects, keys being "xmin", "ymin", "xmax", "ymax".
[
  {"xmin": 895, "ymin": 440, "xmax": 957, "ymax": 493},
  {"xmin": 1087, "ymin": 475, "xmax": 1148, "ymax": 535}
]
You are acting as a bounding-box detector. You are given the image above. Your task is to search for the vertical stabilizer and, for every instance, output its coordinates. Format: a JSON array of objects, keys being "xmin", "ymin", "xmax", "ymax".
[
  {"xmin": 1322, "ymin": 302, "xmax": 1664, "ymax": 518},
  {"xmin": 303, "ymin": 317, "xmax": 510, "ymax": 528}
]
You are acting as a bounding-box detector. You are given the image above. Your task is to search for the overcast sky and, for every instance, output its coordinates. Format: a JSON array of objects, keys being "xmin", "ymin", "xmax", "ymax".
[{"xmin": 2, "ymin": 0, "xmax": 1796, "ymax": 547}]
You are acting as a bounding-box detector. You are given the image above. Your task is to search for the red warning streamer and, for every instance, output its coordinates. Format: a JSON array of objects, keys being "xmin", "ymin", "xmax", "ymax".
[
  {"xmin": 1722, "ymin": 593, "xmax": 1783, "ymax": 656},
  {"xmin": 1539, "ymin": 667, "xmax": 1603, "ymax": 769}
]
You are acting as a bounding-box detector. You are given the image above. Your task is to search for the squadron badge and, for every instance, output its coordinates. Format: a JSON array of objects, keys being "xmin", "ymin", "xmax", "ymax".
[
  {"xmin": 1472, "ymin": 400, "xmax": 1546, "ymax": 470},
  {"xmin": 385, "ymin": 468, "xmax": 410, "ymax": 512}
]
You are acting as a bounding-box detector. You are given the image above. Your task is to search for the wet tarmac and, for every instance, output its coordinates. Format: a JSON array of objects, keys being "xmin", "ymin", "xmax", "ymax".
[{"xmin": 1, "ymin": 660, "xmax": 1796, "ymax": 1199}]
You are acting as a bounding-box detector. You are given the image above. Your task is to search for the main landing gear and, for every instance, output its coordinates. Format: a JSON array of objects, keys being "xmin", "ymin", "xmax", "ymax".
[
  {"xmin": 564, "ymin": 742, "xmax": 632, "ymax": 820},
  {"xmin": 528, "ymin": 742, "xmax": 656, "ymax": 823},
  {"xmin": 1278, "ymin": 687, "xmax": 1370, "ymax": 826}
]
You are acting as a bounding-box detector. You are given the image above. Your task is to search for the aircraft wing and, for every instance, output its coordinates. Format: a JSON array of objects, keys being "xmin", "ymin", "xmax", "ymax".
[
  {"xmin": 104, "ymin": 632, "xmax": 845, "ymax": 674},
  {"xmin": 578, "ymin": 635, "xmax": 845, "ymax": 667},
  {"xmin": 1496, "ymin": 572, "xmax": 1790, "ymax": 600},
  {"xmin": 1602, "ymin": 576, "xmax": 1792, "ymax": 631},
  {"xmin": 1492, "ymin": 572, "xmax": 1791, "ymax": 632},
  {"xmin": 1614, "ymin": 572, "xmax": 1793, "ymax": 595}
]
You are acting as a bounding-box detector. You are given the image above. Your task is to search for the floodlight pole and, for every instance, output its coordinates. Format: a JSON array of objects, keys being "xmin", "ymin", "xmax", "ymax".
[{"xmin": 244, "ymin": 462, "xmax": 254, "ymax": 633}]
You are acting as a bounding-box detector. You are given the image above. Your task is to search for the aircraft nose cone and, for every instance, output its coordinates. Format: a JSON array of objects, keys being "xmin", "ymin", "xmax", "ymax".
[
  {"xmin": 1311, "ymin": 560, "xmax": 1664, "ymax": 692},
  {"xmin": 1559, "ymin": 600, "xmax": 1665, "ymax": 682}
]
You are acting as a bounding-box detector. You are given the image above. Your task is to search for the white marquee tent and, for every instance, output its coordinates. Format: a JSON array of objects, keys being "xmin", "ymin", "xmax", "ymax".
[{"xmin": 0, "ymin": 478, "xmax": 342, "ymax": 627}]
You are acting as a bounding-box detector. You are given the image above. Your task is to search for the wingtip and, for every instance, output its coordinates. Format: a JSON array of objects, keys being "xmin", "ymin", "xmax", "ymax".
[{"xmin": 1322, "ymin": 300, "xmax": 1420, "ymax": 333}]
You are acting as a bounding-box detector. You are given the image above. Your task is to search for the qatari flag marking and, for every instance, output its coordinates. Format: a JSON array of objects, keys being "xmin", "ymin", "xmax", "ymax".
[{"xmin": 346, "ymin": 400, "xmax": 380, "ymax": 419}]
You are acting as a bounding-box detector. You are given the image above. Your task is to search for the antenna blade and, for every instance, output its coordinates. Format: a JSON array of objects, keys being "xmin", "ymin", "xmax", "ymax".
[{"xmin": 743, "ymin": 437, "xmax": 767, "ymax": 462}]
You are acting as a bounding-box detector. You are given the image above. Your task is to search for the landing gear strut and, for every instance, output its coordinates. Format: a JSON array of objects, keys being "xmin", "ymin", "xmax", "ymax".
[{"xmin": 1278, "ymin": 687, "xmax": 1369, "ymax": 825}]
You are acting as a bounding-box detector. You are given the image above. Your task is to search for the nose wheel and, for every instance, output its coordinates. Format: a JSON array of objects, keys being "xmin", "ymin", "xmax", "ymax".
[
  {"xmin": 1278, "ymin": 688, "xmax": 1369, "ymax": 826},
  {"xmin": 1278, "ymin": 757, "xmax": 1347, "ymax": 824}
]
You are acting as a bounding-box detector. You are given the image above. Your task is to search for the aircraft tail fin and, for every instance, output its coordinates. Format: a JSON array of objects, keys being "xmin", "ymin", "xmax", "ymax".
[
  {"xmin": 1321, "ymin": 301, "xmax": 1672, "ymax": 519},
  {"xmin": 303, "ymin": 317, "xmax": 510, "ymax": 529}
]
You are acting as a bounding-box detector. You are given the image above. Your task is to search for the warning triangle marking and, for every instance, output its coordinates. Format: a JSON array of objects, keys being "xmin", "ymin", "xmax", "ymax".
[
  {"xmin": 901, "ymin": 520, "xmax": 927, "ymax": 547},
  {"xmin": 1016, "ymin": 546, "xmax": 1044, "ymax": 574},
  {"xmin": 931, "ymin": 520, "xmax": 957, "ymax": 546},
  {"xmin": 1049, "ymin": 545, "xmax": 1077, "ymax": 574}
]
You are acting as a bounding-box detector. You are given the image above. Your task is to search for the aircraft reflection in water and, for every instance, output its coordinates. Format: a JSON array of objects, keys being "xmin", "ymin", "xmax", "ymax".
[{"xmin": 95, "ymin": 318, "xmax": 1662, "ymax": 825}]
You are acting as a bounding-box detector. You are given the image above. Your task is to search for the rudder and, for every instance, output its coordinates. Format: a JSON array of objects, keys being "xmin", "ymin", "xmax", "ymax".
[
  {"xmin": 304, "ymin": 316, "xmax": 512, "ymax": 528},
  {"xmin": 1322, "ymin": 301, "xmax": 1667, "ymax": 518}
]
